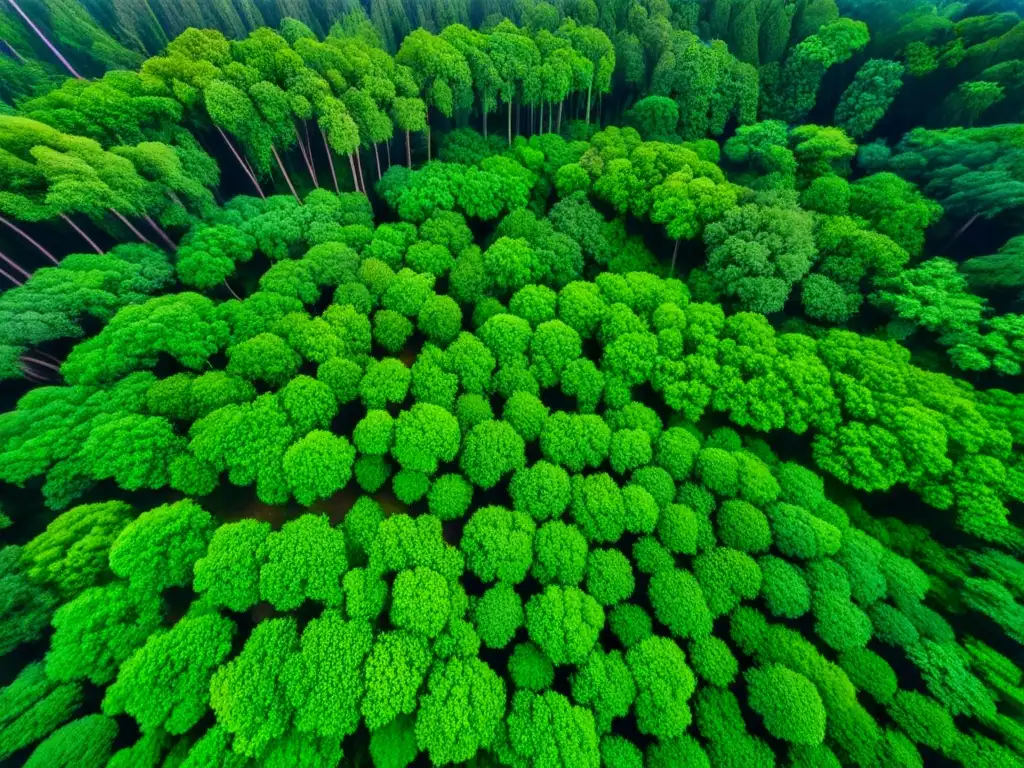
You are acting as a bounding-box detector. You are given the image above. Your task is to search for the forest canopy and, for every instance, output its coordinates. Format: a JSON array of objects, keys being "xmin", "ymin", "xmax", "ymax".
[{"xmin": 1, "ymin": 1, "xmax": 1024, "ymax": 767}]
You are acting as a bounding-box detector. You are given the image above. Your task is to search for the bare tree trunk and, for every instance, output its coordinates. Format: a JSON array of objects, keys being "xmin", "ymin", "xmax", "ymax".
[
  {"xmin": 223, "ymin": 280, "xmax": 241, "ymax": 300},
  {"xmin": 539, "ymin": 102, "xmax": 543, "ymax": 134},
  {"xmin": 508, "ymin": 101, "xmax": 512, "ymax": 146},
  {"xmin": 558, "ymin": 100, "xmax": 563, "ymax": 134},
  {"xmin": 373, "ymin": 143, "xmax": 382, "ymax": 181},
  {"xmin": 549, "ymin": 102, "xmax": 553, "ymax": 133},
  {"xmin": 406, "ymin": 131, "xmax": 412, "ymax": 169},
  {"xmin": 427, "ymin": 125, "xmax": 431, "ymax": 162},
  {"xmin": 671, "ymin": 239, "xmax": 679, "ymax": 276},
  {"xmin": 483, "ymin": 107, "xmax": 487, "ymax": 139},
  {"xmin": 110, "ymin": 210, "xmax": 152, "ymax": 244},
  {"xmin": 144, "ymin": 216, "xmax": 176, "ymax": 251},
  {"xmin": 516, "ymin": 103, "xmax": 520, "ymax": 136},
  {"xmin": 216, "ymin": 127, "xmax": 264, "ymax": 199},
  {"xmin": 60, "ymin": 214, "xmax": 103, "ymax": 254},
  {"xmin": 2, "ymin": 38, "xmax": 26, "ymax": 63},
  {"xmin": 0, "ymin": 249, "xmax": 30, "ymax": 281},
  {"xmin": 6, "ymin": 0, "xmax": 84, "ymax": 79},
  {"xmin": 0, "ymin": 265, "xmax": 23, "ymax": 286},
  {"xmin": 294, "ymin": 125, "xmax": 318, "ymax": 188},
  {"xmin": 585, "ymin": 82, "xmax": 593, "ymax": 124},
  {"xmin": 319, "ymin": 127, "xmax": 339, "ymax": 194},
  {"xmin": 272, "ymin": 146, "xmax": 301, "ymax": 203},
  {"xmin": 0, "ymin": 216, "xmax": 58, "ymax": 264},
  {"xmin": 356, "ymin": 151, "xmax": 367, "ymax": 195},
  {"xmin": 304, "ymin": 121, "xmax": 318, "ymax": 187},
  {"xmin": 386, "ymin": 140, "xmax": 392, "ymax": 169},
  {"xmin": 21, "ymin": 355, "xmax": 60, "ymax": 372},
  {"xmin": 950, "ymin": 213, "xmax": 982, "ymax": 243},
  {"xmin": 531, "ymin": 104, "xmax": 534, "ymax": 135},
  {"xmin": 348, "ymin": 153, "xmax": 361, "ymax": 192}
]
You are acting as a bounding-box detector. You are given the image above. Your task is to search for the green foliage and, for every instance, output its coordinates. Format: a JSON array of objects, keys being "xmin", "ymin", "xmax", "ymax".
[{"xmin": 746, "ymin": 664, "xmax": 827, "ymax": 745}]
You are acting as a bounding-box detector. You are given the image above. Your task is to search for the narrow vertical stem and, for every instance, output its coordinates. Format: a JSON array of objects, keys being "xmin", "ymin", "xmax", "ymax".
[
  {"xmin": 223, "ymin": 279, "xmax": 241, "ymax": 300},
  {"xmin": 0, "ymin": 249, "xmax": 30, "ymax": 280},
  {"xmin": 272, "ymin": 146, "xmax": 302, "ymax": 203},
  {"xmin": 304, "ymin": 121, "xmax": 318, "ymax": 187},
  {"xmin": 558, "ymin": 100, "xmax": 563, "ymax": 134},
  {"xmin": 348, "ymin": 153, "xmax": 361, "ymax": 192},
  {"xmin": 144, "ymin": 215, "xmax": 177, "ymax": 251},
  {"xmin": 110, "ymin": 210, "xmax": 152, "ymax": 244},
  {"xmin": 426, "ymin": 124, "xmax": 431, "ymax": 162},
  {"xmin": 0, "ymin": 265, "xmax": 24, "ymax": 286},
  {"xmin": 951, "ymin": 213, "xmax": 982, "ymax": 243},
  {"xmin": 671, "ymin": 239, "xmax": 679, "ymax": 276},
  {"xmin": 294, "ymin": 124, "xmax": 318, "ymax": 188},
  {"xmin": 320, "ymin": 127, "xmax": 339, "ymax": 194},
  {"xmin": 483, "ymin": 107, "xmax": 487, "ymax": 139},
  {"xmin": 60, "ymin": 214, "xmax": 103, "ymax": 254},
  {"xmin": 406, "ymin": 131, "xmax": 411, "ymax": 169},
  {"xmin": 0, "ymin": 216, "xmax": 58, "ymax": 264},
  {"xmin": 549, "ymin": 102, "xmax": 553, "ymax": 133},
  {"xmin": 508, "ymin": 101, "xmax": 512, "ymax": 146},
  {"xmin": 2, "ymin": 38, "xmax": 26, "ymax": 63},
  {"xmin": 5, "ymin": 0, "xmax": 84, "ymax": 79},
  {"xmin": 356, "ymin": 151, "xmax": 367, "ymax": 195},
  {"xmin": 216, "ymin": 126, "xmax": 264, "ymax": 199},
  {"xmin": 586, "ymin": 82, "xmax": 592, "ymax": 124},
  {"xmin": 373, "ymin": 143, "xmax": 382, "ymax": 181},
  {"xmin": 386, "ymin": 140, "xmax": 392, "ymax": 169},
  {"xmin": 20, "ymin": 355, "xmax": 61, "ymax": 372}
]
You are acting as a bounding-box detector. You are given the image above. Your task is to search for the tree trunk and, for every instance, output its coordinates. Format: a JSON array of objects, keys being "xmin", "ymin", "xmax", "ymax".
[
  {"xmin": 2, "ymin": 38, "xmax": 26, "ymax": 63},
  {"xmin": 0, "ymin": 265, "xmax": 23, "ymax": 286},
  {"xmin": 216, "ymin": 126, "xmax": 264, "ymax": 199},
  {"xmin": 294, "ymin": 125, "xmax": 316, "ymax": 187},
  {"xmin": 539, "ymin": 102, "xmax": 543, "ymax": 134},
  {"xmin": 386, "ymin": 139, "xmax": 392, "ymax": 169},
  {"xmin": 558, "ymin": 100, "xmax": 563, "ymax": 134},
  {"xmin": 549, "ymin": 102, "xmax": 553, "ymax": 133},
  {"xmin": 272, "ymin": 146, "xmax": 301, "ymax": 203},
  {"xmin": 223, "ymin": 280, "xmax": 241, "ymax": 300},
  {"xmin": 356, "ymin": 151, "xmax": 367, "ymax": 195},
  {"xmin": 950, "ymin": 213, "xmax": 982, "ymax": 243},
  {"xmin": 294, "ymin": 124, "xmax": 318, "ymax": 188},
  {"xmin": 6, "ymin": 0, "xmax": 84, "ymax": 79},
  {"xmin": 304, "ymin": 121, "xmax": 317, "ymax": 187},
  {"xmin": 20, "ymin": 355, "xmax": 60, "ymax": 372},
  {"xmin": 516, "ymin": 103, "xmax": 520, "ymax": 136},
  {"xmin": 0, "ymin": 216, "xmax": 58, "ymax": 264},
  {"xmin": 144, "ymin": 216, "xmax": 176, "ymax": 251},
  {"xmin": 508, "ymin": 101, "xmax": 512, "ymax": 146},
  {"xmin": 348, "ymin": 153, "xmax": 361, "ymax": 192},
  {"xmin": 60, "ymin": 214, "xmax": 103, "ymax": 254},
  {"xmin": 320, "ymin": 127, "xmax": 339, "ymax": 194},
  {"xmin": 671, "ymin": 239, "xmax": 679, "ymax": 276},
  {"xmin": 0, "ymin": 249, "xmax": 30, "ymax": 281},
  {"xmin": 585, "ymin": 82, "xmax": 593, "ymax": 124},
  {"xmin": 531, "ymin": 104, "xmax": 534, "ymax": 136},
  {"xmin": 110, "ymin": 210, "xmax": 152, "ymax": 244},
  {"xmin": 426, "ymin": 124, "xmax": 431, "ymax": 162},
  {"xmin": 483, "ymin": 108, "xmax": 487, "ymax": 139},
  {"xmin": 406, "ymin": 131, "xmax": 411, "ymax": 169},
  {"xmin": 374, "ymin": 143, "xmax": 382, "ymax": 181}
]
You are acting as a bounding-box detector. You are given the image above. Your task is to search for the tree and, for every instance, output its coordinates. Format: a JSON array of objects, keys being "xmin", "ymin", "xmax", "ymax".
[
  {"xmin": 834, "ymin": 59, "xmax": 905, "ymax": 138},
  {"xmin": 626, "ymin": 636, "xmax": 696, "ymax": 739},
  {"xmin": 0, "ymin": 662, "xmax": 82, "ymax": 761},
  {"xmin": 283, "ymin": 430, "xmax": 355, "ymax": 505},
  {"xmin": 462, "ymin": 505, "xmax": 535, "ymax": 584},
  {"xmin": 415, "ymin": 657, "xmax": 506, "ymax": 765},
  {"xmin": 209, "ymin": 617, "xmax": 299, "ymax": 758},
  {"xmin": 505, "ymin": 690, "xmax": 600, "ymax": 768},
  {"xmin": 526, "ymin": 585, "xmax": 604, "ymax": 665},
  {"xmin": 102, "ymin": 611, "xmax": 235, "ymax": 734},
  {"xmin": 746, "ymin": 664, "xmax": 826, "ymax": 745},
  {"xmin": 258, "ymin": 514, "xmax": 347, "ymax": 611},
  {"xmin": 23, "ymin": 715, "xmax": 117, "ymax": 768}
]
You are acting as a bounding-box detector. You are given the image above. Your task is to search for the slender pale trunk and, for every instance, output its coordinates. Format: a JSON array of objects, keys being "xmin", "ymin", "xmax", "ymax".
[
  {"xmin": 271, "ymin": 146, "xmax": 301, "ymax": 203},
  {"xmin": 531, "ymin": 104, "xmax": 534, "ymax": 135},
  {"xmin": 2, "ymin": 39, "xmax": 26, "ymax": 63},
  {"xmin": 585, "ymin": 82, "xmax": 593, "ymax": 124},
  {"xmin": 110, "ymin": 210, "xmax": 152, "ymax": 244},
  {"xmin": 406, "ymin": 131, "xmax": 411, "ymax": 169},
  {"xmin": 319, "ymin": 127, "xmax": 339, "ymax": 194},
  {"xmin": 304, "ymin": 121, "xmax": 317, "ymax": 187},
  {"xmin": 60, "ymin": 214, "xmax": 103, "ymax": 254},
  {"xmin": 294, "ymin": 125, "xmax": 318, "ymax": 188},
  {"xmin": 21, "ymin": 366, "xmax": 47, "ymax": 382},
  {"xmin": 21, "ymin": 355, "xmax": 60, "ymax": 372},
  {"xmin": 386, "ymin": 140, "xmax": 392, "ymax": 169},
  {"xmin": 549, "ymin": 102, "xmax": 553, "ymax": 133},
  {"xmin": 6, "ymin": 0, "xmax": 84, "ymax": 79},
  {"xmin": 508, "ymin": 101, "xmax": 512, "ymax": 146},
  {"xmin": 558, "ymin": 100, "xmax": 563, "ymax": 134},
  {"xmin": 951, "ymin": 213, "xmax": 981, "ymax": 243},
  {"xmin": 671, "ymin": 239, "xmax": 679, "ymax": 276},
  {"xmin": 483, "ymin": 107, "xmax": 487, "ymax": 139},
  {"xmin": 426, "ymin": 125, "xmax": 431, "ymax": 162},
  {"xmin": 0, "ymin": 216, "xmax": 57, "ymax": 264},
  {"xmin": 0, "ymin": 266, "xmax": 23, "ymax": 286},
  {"xmin": 539, "ymin": 102, "xmax": 543, "ymax": 134},
  {"xmin": 144, "ymin": 216, "xmax": 176, "ymax": 251},
  {"xmin": 373, "ymin": 143, "xmax": 382, "ymax": 181},
  {"xmin": 356, "ymin": 151, "xmax": 367, "ymax": 195},
  {"xmin": 224, "ymin": 280, "xmax": 241, "ymax": 300},
  {"xmin": 216, "ymin": 127, "xmax": 264, "ymax": 199},
  {"xmin": 0, "ymin": 249, "xmax": 30, "ymax": 281},
  {"xmin": 348, "ymin": 153, "xmax": 361, "ymax": 192}
]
